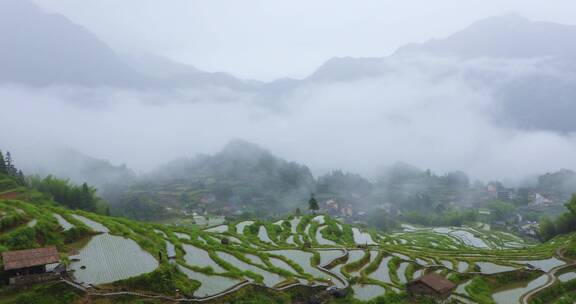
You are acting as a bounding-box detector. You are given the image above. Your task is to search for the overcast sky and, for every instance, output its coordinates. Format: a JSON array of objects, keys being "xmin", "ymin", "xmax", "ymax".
[{"xmin": 32, "ymin": 0, "xmax": 576, "ymax": 80}]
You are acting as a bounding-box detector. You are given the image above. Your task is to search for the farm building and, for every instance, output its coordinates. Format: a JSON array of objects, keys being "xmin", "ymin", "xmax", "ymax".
[
  {"xmin": 1, "ymin": 246, "xmax": 63, "ymax": 285},
  {"xmin": 406, "ymin": 272, "xmax": 455, "ymax": 300}
]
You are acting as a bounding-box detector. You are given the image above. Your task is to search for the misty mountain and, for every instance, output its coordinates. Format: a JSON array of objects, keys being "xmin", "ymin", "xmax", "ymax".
[
  {"xmin": 153, "ymin": 139, "xmax": 315, "ymax": 194},
  {"xmin": 0, "ymin": 0, "xmax": 145, "ymax": 86},
  {"xmin": 397, "ymin": 15, "xmax": 576, "ymax": 59},
  {"xmin": 306, "ymin": 15, "xmax": 576, "ymax": 132},
  {"xmin": 120, "ymin": 53, "xmax": 259, "ymax": 91},
  {"xmin": 22, "ymin": 149, "xmax": 136, "ymax": 190},
  {"xmin": 123, "ymin": 140, "xmax": 316, "ymax": 216},
  {"xmin": 0, "ymin": 0, "xmax": 254, "ymax": 90}
]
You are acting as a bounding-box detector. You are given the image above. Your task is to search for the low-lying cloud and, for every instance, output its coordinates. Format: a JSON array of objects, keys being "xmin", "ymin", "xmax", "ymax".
[{"xmin": 2, "ymin": 56, "xmax": 576, "ymax": 182}]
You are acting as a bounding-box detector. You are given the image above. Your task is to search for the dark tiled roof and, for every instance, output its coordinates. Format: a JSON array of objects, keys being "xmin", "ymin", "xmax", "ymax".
[
  {"xmin": 2, "ymin": 246, "xmax": 60, "ymax": 270},
  {"xmin": 411, "ymin": 273, "xmax": 456, "ymax": 293}
]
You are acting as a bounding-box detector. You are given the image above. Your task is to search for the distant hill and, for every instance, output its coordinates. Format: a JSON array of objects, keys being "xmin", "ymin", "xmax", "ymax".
[
  {"xmin": 124, "ymin": 140, "xmax": 316, "ymax": 217},
  {"xmin": 0, "ymin": 0, "xmax": 145, "ymax": 86},
  {"xmin": 21, "ymin": 149, "xmax": 136, "ymax": 190}
]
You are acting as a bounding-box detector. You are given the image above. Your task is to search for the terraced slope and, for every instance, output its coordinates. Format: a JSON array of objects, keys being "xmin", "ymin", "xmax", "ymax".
[{"xmin": 1, "ymin": 184, "xmax": 575, "ymax": 303}]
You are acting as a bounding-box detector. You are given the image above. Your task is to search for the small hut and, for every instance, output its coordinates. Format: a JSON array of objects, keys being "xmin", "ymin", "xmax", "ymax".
[
  {"xmin": 406, "ymin": 273, "xmax": 455, "ymax": 300},
  {"xmin": 2, "ymin": 246, "xmax": 62, "ymax": 285}
]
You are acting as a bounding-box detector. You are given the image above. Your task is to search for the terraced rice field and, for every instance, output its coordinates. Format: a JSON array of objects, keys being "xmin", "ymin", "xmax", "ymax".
[
  {"xmin": 492, "ymin": 275, "xmax": 548, "ymax": 304},
  {"xmin": 70, "ymin": 233, "xmax": 159, "ymax": 285},
  {"xmin": 182, "ymin": 244, "xmax": 225, "ymax": 272},
  {"xmin": 53, "ymin": 213, "xmax": 74, "ymax": 230},
  {"xmin": 216, "ymin": 252, "xmax": 284, "ymax": 287},
  {"xmin": 178, "ymin": 266, "xmax": 242, "ymax": 297},
  {"xmin": 71, "ymin": 214, "xmax": 109, "ymax": 233},
  {"xmin": 205, "ymin": 225, "xmax": 228, "ymax": 233},
  {"xmin": 6, "ymin": 202, "xmax": 572, "ymax": 303},
  {"xmin": 352, "ymin": 227, "xmax": 376, "ymax": 245},
  {"xmin": 236, "ymin": 220, "xmax": 254, "ymax": 234}
]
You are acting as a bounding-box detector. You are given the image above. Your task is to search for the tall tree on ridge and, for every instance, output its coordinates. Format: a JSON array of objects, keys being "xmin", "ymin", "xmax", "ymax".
[
  {"xmin": 4, "ymin": 151, "xmax": 16, "ymax": 176},
  {"xmin": 309, "ymin": 193, "xmax": 319, "ymax": 214},
  {"xmin": 0, "ymin": 150, "xmax": 6, "ymax": 174}
]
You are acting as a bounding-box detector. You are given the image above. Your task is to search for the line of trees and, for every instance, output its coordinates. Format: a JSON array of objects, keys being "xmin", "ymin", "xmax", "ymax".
[
  {"xmin": 28, "ymin": 175, "xmax": 108, "ymax": 214},
  {"xmin": 0, "ymin": 149, "xmax": 25, "ymax": 185}
]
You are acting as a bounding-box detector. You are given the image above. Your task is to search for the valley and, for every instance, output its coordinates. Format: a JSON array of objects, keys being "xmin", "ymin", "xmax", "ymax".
[{"xmin": 1, "ymin": 174, "xmax": 575, "ymax": 303}]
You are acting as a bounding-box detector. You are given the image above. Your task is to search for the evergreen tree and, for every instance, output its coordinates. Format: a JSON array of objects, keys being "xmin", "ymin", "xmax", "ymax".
[
  {"xmin": 308, "ymin": 194, "xmax": 319, "ymax": 214},
  {"xmin": 80, "ymin": 183, "xmax": 92, "ymax": 210},
  {"xmin": 295, "ymin": 208, "xmax": 302, "ymax": 216},
  {"xmin": 16, "ymin": 170, "xmax": 25, "ymax": 186},
  {"xmin": 0, "ymin": 150, "xmax": 6, "ymax": 174},
  {"xmin": 4, "ymin": 151, "xmax": 15, "ymax": 175}
]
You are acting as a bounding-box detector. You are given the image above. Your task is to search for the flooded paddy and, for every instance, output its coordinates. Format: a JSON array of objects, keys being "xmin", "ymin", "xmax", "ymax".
[
  {"xmin": 193, "ymin": 215, "xmax": 225, "ymax": 227},
  {"xmin": 397, "ymin": 262, "xmax": 410, "ymax": 283},
  {"xmin": 492, "ymin": 274, "xmax": 548, "ymax": 304},
  {"xmin": 318, "ymin": 250, "xmax": 345, "ymax": 266},
  {"xmin": 352, "ymin": 228, "xmax": 376, "ymax": 245},
  {"xmin": 457, "ymin": 261, "xmax": 469, "ymax": 272},
  {"xmin": 348, "ymin": 250, "xmax": 378, "ymax": 276},
  {"xmin": 178, "ymin": 266, "xmax": 242, "ymax": 297},
  {"xmin": 216, "ymin": 252, "xmax": 284, "ymax": 287},
  {"xmin": 455, "ymin": 279, "xmax": 472, "ymax": 295},
  {"xmin": 368, "ymin": 256, "xmax": 393, "ymax": 284},
  {"xmin": 153, "ymin": 229, "xmax": 167, "ymax": 237},
  {"xmin": 174, "ymin": 232, "xmax": 191, "ymax": 240},
  {"xmin": 558, "ymin": 272, "xmax": 576, "ymax": 282},
  {"xmin": 475, "ymin": 262, "xmax": 517, "ymax": 274},
  {"xmin": 316, "ymin": 226, "xmax": 336, "ymax": 245},
  {"xmin": 236, "ymin": 221, "xmax": 254, "ymax": 235},
  {"xmin": 205, "ymin": 225, "xmax": 228, "ymax": 233},
  {"xmin": 70, "ymin": 234, "xmax": 158, "ymax": 285},
  {"xmin": 352, "ymin": 284, "xmax": 386, "ymax": 301},
  {"xmin": 312, "ymin": 215, "xmax": 325, "ymax": 224},
  {"xmin": 257, "ymin": 226, "xmax": 274, "ymax": 244},
  {"xmin": 268, "ymin": 250, "xmax": 331, "ymax": 280},
  {"xmin": 182, "ymin": 244, "xmax": 224, "ymax": 272},
  {"xmin": 413, "ymin": 268, "xmax": 424, "ymax": 279},
  {"xmin": 269, "ymin": 257, "xmax": 299, "ymax": 275},
  {"xmin": 53, "ymin": 213, "xmax": 74, "ymax": 230},
  {"xmin": 289, "ymin": 217, "xmax": 300, "ymax": 234},
  {"xmin": 71, "ymin": 214, "xmax": 109, "ymax": 233},
  {"xmin": 166, "ymin": 240, "xmax": 176, "ymax": 258},
  {"xmin": 519, "ymin": 257, "xmax": 565, "ymax": 272}
]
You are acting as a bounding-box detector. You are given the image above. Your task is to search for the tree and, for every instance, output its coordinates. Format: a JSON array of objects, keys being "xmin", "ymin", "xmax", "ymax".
[
  {"xmin": 16, "ymin": 170, "xmax": 25, "ymax": 186},
  {"xmin": 488, "ymin": 200, "xmax": 516, "ymax": 221},
  {"xmin": 308, "ymin": 194, "xmax": 319, "ymax": 213},
  {"xmin": 0, "ymin": 150, "xmax": 6, "ymax": 174},
  {"xmin": 566, "ymin": 194, "xmax": 576, "ymax": 216},
  {"xmin": 540, "ymin": 217, "xmax": 557, "ymax": 241},
  {"xmin": 4, "ymin": 151, "xmax": 16, "ymax": 175},
  {"xmin": 295, "ymin": 208, "xmax": 302, "ymax": 216}
]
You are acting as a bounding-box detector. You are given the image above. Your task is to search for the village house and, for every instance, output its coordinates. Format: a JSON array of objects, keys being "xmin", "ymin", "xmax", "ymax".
[
  {"xmin": 406, "ymin": 273, "xmax": 455, "ymax": 301},
  {"xmin": 2, "ymin": 246, "xmax": 63, "ymax": 285}
]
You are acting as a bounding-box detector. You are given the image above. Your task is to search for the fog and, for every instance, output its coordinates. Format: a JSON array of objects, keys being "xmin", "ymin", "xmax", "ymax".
[
  {"xmin": 32, "ymin": 0, "xmax": 576, "ymax": 80},
  {"xmin": 2, "ymin": 0, "xmax": 576, "ymax": 184},
  {"xmin": 3, "ymin": 54, "xmax": 576, "ymax": 182}
]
